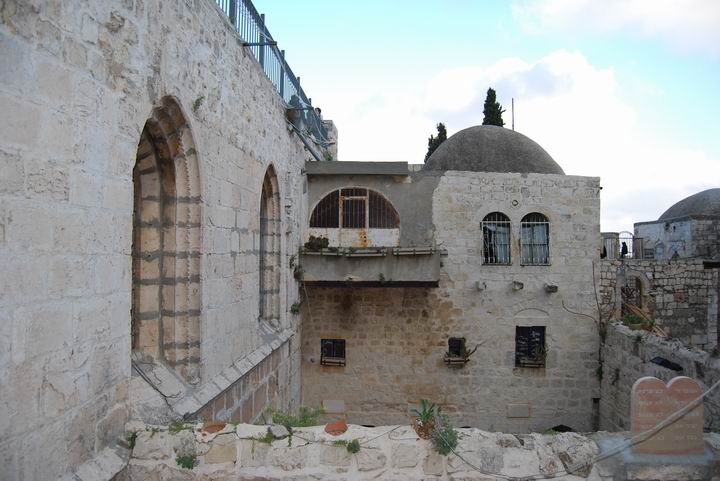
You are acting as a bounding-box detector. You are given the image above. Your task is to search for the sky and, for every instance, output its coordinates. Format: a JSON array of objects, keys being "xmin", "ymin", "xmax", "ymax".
[{"xmin": 255, "ymin": 0, "xmax": 720, "ymax": 233}]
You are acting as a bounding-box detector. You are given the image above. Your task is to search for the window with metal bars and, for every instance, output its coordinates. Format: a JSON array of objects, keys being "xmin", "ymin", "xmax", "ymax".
[
  {"xmin": 309, "ymin": 188, "xmax": 399, "ymax": 229},
  {"xmin": 515, "ymin": 326, "xmax": 546, "ymax": 368},
  {"xmin": 448, "ymin": 337, "xmax": 466, "ymax": 357},
  {"xmin": 482, "ymin": 212, "xmax": 511, "ymax": 264},
  {"xmin": 321, "ymin": 339, "xmax": 346, "ymax": 366},
  {"xmin": 520, "ymin": 213, "xmax": 550, "ymax": 265}
]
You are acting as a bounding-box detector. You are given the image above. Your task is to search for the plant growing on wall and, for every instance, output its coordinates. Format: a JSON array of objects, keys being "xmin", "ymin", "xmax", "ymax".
[
  {"xmin": 410, "ymin": 399, "xmax": 438, "ymax": 439},
  {"xmin": 444, "ymin": 343, "xmax": 479, "ymax": 367},
  {"xmin": 431, "ymin": 412, "xmax": 459, "ymax": 456},
  {"xmin": 176, "ymin": 454, "xmax": 197, "ymax": 469},
  {"xmin": 304, "ymin": 235, "xmax": 329, "ymax": 251},
  {"xmin": 268, "ymin": 406, "xmax": 325, "ymax": 429}
]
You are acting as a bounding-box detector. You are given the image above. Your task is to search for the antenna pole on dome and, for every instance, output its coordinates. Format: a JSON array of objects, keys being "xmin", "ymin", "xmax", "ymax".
[{"xmin": 511, "ymin": 98, "xmax": 515, "ymax": 131}]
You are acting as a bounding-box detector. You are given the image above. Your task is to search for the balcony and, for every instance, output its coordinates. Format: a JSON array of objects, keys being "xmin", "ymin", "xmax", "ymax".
[{"xmin": 300, "ymin": 246, "xmax": 442, "ymax": 287}]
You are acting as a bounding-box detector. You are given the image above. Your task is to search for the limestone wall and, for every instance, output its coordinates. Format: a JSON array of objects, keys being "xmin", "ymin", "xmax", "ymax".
[
  {"xmin": 124, "ymin": 421, "xmax": 720, "ymax": 481},
  {"xmin": 597, "ymin": 259, "xmax": 719, "ymax": 348},
  {"xmin": 634, "ymin": 217, "xmax": 720, "ymax": 261},
  {"xmin": 1, "ymin": 0, "xmax": 312, "ymax": 479},
  {"xmin": 126, "ymin": 422, "xmax": 603, "ymax": 481},
  {"xmin": 599, "ymin": 323, "xmax": 720, "ymax": 432},
  {"xmin": 302, "ymin": 172, "xmax": 602, "ymax": 432}
]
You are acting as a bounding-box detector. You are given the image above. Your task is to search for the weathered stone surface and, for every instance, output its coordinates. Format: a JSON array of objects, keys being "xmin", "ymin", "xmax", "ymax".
[
  {"xmin": 356, "ymin": 447, "xmax": 387, "ymax": 471},
  {"xmin": 238, "ymin": 439, "xmax": 271, "ymax": 468},
  {"xmin": 3, "ymin": 0, "xmax": 310, "ymax": 476},
  {"xmin": 269, "ymin": 424, "xmax": 290, "ymax": 440},
  {"xmin": 392, "ymin": 444, "xmax": 420, "ymax": 468},
  {"xmin": 271, "ymin": 446, "xmax": 306, "ymax": 471},
  {"xmin": 204, "ymin": 433, "xmax": 237, "ymax": 464},
  {"xmin": 423, "ymin": 450, "xmax": 445, "ymax": 475},
  {"xmin": 133, "ymin": 431, "xmax": 172, "ymax": 460},
  {"xmin": 320, "ymin": 444, "xmax": 351, "ymax": 467}
]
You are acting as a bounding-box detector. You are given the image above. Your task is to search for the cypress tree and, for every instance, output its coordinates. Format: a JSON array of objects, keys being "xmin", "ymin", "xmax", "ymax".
[
  {"xmin": 425, "ymin": 122, "xmax": 448, "ymax": 161},
  {"xmin": 482, "ymin": 88, "xmax": 505, "ymax": 127}
]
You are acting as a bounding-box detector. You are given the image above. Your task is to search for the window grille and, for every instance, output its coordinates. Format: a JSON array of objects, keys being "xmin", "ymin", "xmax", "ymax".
[
  {"xmin": 309, "ymin": 188, "xmax": 399, "ymax": 229},
  {"xmin": 515, "ymin": 326, "xmax": 546, "ymax": 368},
  {"xmin": 321, "ymin": 339, "xmax": 346, "ymax": 366},
  {"xmin": 448, "ymin": 337, "xmax": 466, "ymax": 357},
  {"xmin": 309, "ymin": 190, "xmax": 339, "ymax": 228},
  {"xmin": 482, "ymin": 212, "xmax": 511, "ymax": 264},
  {"xmin": 520, "ymin": 213, "xmax": 550, "ymax": 265}
]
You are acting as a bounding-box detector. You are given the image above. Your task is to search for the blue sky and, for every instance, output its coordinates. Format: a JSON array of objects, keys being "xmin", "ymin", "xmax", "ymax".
[{"xmin": 255, "ymin": 0, "xmax": 719, "ymax": 232}]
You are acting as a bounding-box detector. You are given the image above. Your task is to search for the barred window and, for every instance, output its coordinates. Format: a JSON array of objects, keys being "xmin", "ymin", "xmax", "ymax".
[
  {"xmin": 309, "ymin": 188, "xmax": 398, "ymax": 229},
  {"xmin": 520, "ymin": 213, "xmax": 549, "ymax": 265},
  {"xmin": 515, "ymin": 326, "xmax": 546, "ymax": 368},
  {"xmin": 309, "ymin": 190, "xmax": 339, "ymax": 228},
  {"xmin": 482, "ymin": 212, "xmax": 511, "ymax": 264},
  {"xmin": 321, "ymin": 339, "xmax": 346, "ymax": 366}
]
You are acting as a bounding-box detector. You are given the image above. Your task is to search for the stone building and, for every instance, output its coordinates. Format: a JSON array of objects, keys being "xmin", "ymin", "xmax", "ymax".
[
  {"xmin": 596, "ymin": 189, "xmax": 720, "ymax": 350},
  {"xmin": 0, "ymin": 1, "xmax": 332, "ymax": 479},
  {"xmin": 633, "ymin": 188, "xmax": 720, "ymax": 261},
  {"xmin": 300, "ymin": 126, "xmax": 602, "ymax": 432}
]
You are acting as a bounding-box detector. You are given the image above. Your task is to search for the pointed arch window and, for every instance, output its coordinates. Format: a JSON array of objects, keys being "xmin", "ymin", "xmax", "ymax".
[
  {"xmin": 521, "ymin": 213, "xmax": 550, "ymax": 265},
  {"xmin": 482, "ymin": 212, "xmax": 511, "ymax": 264}
]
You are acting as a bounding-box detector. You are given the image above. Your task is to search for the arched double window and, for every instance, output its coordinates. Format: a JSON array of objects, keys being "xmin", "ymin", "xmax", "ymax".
[
  {"xmin": 482, "ymin": 212, "xmax": 511, "ymax": 264},
  {"xmin": 520, "ymin": 213, "xmax": 550, "ymax": 265},
  {"xmin": 310, "ymin": 188, "xmax": 399, "ymax": 229}
]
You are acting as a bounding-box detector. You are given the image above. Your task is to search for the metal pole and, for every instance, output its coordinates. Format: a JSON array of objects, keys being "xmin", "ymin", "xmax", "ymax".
[
  {"xmin": 279, "ymin": 50, "xmax": 285, "ymax": 99},
  {"xmin": 512, "ymin": 98, "xmax": 515, "ymax": 131},
  {"xmin": 259, "ymin": 13, "xmax": 266, "ymax": 68},
  {"xmin": 229, "ymin": 0, "xmax": 237, "ymax": 28}
]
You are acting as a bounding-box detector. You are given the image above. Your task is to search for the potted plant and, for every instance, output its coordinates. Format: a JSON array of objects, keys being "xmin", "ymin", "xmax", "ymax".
[
  {"xmin": 410, "ymin": 399, "xmax": 438, "ymax": 440},
  {"xmin": 443, "ymin": 343, "xmax": 478, "ymax": 368}
]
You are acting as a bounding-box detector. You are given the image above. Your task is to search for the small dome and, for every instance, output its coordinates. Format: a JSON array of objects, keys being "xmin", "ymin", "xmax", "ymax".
[
  {"xmin": 423, "ymin": 125, "xmax": 564, "ymax": 175},
  {"xmin": 658, "ymin": 188, "xmax": 720, "ymax": 221}
]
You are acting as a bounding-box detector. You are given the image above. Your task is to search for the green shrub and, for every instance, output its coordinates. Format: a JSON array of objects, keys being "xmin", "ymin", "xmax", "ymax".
[
  {"xmin": 411, "ymin": 399, "xmax": 438, "ymax": 423},
  {"xmin": 346, "ymin": 439, "xmax": 361, "ymax": 454},
  {"xmin": 431, "ymin": 413, "xmax": 458, "ymax": 456},
  {"xmin": 176, "ymin": 454, "xmax": 197, "ymax": 469},
  {"xmin": 168, "ymin": 420, "xmax": 193, "ymax": 434},
  {"xmin": 268, "ymin": 406, "xmax": 324, "ymax": 429}
]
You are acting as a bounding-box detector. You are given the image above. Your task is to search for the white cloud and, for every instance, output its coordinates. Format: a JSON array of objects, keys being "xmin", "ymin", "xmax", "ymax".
[
  {"xmin": 331, "ymin": 49, "xmax": 719, "ymax": 233},
  {"xmin": 512, "ymin": 0, "xmax": 720, "ymax": 55}
]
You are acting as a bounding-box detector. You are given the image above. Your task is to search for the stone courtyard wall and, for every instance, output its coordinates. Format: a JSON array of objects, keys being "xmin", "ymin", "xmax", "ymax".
[
  {"xmin": 302, "ymin": 172, "xmax": 601, "ymax": 432},
  {"xmin": 597, "ymin": 259, "xmax": 719, "ymax": 348},
  {"xmin": 599, "ymin": 322, "xmax": 720, "ymax": 432},
  {"xmin": 0, "ymin": 1, "xmax": 311, "ymax": 479},
  {"xmin": 121, "ymin": 422, "xmax": 720, "ymax": 481}
]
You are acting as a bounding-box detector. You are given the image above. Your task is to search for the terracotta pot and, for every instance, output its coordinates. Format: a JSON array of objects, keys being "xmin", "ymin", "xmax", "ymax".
[
  {"xmin": 324, "ymin": 419, "xmax": 348, "ymax": 436},
  {"xmin": 412, "ymin": 418, "xmax": 435, "ymax": 440},
  {"xmin": 201, "ymin": 421, "xmax": 226, "ymax": 433}
]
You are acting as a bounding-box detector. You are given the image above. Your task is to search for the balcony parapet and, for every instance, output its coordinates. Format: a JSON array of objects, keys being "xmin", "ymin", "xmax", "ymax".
[{"xmin": 300, "ymin": 246, "xmax": 444, "ymax": 287}]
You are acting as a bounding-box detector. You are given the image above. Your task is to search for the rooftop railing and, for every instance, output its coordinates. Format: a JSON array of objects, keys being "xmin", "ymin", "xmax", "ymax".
[{"xmin": 215, "ymin": 0, "xmax": 330, "ymax": 150}]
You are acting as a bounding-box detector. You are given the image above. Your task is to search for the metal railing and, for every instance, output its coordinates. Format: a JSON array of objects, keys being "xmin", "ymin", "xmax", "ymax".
[{"xmin": 215, "ymin": 0, "xmax": 329, "ymax": 149}]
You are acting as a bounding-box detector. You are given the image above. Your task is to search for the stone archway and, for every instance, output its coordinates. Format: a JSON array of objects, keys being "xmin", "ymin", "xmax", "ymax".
[
  {"xmin": 259, "ymin": 165, "xmax": 281, "ymax": 325},
  {"xmin": 132, "ymin": 97, "xmax": 202, "ymax": 384}
]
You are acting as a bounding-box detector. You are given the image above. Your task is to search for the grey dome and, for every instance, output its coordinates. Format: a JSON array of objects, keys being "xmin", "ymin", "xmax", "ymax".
[
  {"xmin": 658, "ymin": 188, "xmax": 720, "ymax": 221},
  {"xmin": 423, "ymin": 125, "xmax": 564, "ymax": 175}
]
